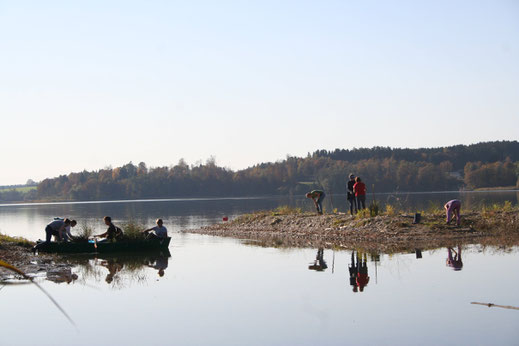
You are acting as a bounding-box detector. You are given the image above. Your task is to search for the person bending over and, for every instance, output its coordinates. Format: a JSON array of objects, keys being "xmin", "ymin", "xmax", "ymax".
[
  {"xmin": 444, "ymin": 199, "xmax": 461, "ymax": 226},
  {"xmin": 306, "ymin": 190, "xmax": 326, "ymax": 215}
]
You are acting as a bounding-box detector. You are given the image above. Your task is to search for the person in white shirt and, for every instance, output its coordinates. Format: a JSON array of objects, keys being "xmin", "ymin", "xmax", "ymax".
[{"xmin": 142, "ymin": 218, "xmax": 168, "ymax": 239}]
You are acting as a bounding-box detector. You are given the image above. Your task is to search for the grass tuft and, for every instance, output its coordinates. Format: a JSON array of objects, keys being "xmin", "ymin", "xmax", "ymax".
[
  {"xmin": 271, "ymin": 205, "xmax": 302, "ymax": 216},
  {"xmin": 121, "ymin": 220, "xmax": 146, "ymax": 241},
  {"xmin": 0, "ymin": 233, "xmax": 33, "ymax": 248},
  {"xmin": 74, "ymin": 221, "xmax": 95, "ymax": 242}
]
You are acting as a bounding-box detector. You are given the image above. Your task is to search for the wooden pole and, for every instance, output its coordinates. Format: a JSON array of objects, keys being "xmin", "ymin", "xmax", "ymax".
[{"xmin": 471, "ymin": 302, "xmax": 519, "ymax": 310}]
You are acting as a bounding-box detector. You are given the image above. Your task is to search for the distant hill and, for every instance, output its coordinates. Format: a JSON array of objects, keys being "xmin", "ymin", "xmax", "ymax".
[
  {"xmin": 2, "ymin": 141, "xmax": 518, "ymax": 202},
  {"xmin": 312, "ymin": 141, "xmax": 519, "ymax": 170}
]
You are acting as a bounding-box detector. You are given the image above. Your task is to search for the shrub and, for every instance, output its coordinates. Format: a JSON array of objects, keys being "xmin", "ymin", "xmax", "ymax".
[
  {"xmin": 369, "ymin": 200, "xmax": 379, "ymax": 217},
  {"xmin": 385, "ymin": 204, "xmax": 396, "ymax": 216},
  {"xmin": 271, "ymin": 206, "xmax": 302, "ymax": 216},
  {"xmin": 356, "ymin": 209, "xmax": 371, "ymax": 219},
  {"xmin": 121, "ymin": 220, "xmax": 146, "ymax": 241},
  {"xmin": 74, "ymin": 221, "xmax": 95, "ymax": 242}
]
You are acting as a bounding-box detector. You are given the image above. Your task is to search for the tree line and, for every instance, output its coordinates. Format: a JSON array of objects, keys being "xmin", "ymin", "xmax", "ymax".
[{"xmin": 1, "ymin": 141, "xmax": 518, "ymax": 202}]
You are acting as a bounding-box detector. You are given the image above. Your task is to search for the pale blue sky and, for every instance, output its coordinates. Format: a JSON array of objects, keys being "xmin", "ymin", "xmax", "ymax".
[{"xmin": 1, "ymin": 1, "xmax": 518, "ymax": 185}]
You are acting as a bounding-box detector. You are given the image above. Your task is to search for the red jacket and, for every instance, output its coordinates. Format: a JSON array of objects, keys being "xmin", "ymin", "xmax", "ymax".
[{"xmin": 353, "ymin": 182, "xmax": 366, "ymax": 196}]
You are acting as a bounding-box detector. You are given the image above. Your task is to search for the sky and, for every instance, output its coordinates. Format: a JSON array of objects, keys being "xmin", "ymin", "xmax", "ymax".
[{"xmin": 0, "ymin": 0, "xmax": 518, "ymax": 185}]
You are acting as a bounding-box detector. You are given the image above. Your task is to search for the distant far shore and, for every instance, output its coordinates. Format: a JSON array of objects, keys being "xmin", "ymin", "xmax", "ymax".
[
  {"xmin": 1, "ymin": 188, "xmax": 518, "ymax": 205},
  {"xmin": 473, "ymin": 186, "xmax": 518, "ymax": 191},
  {"xmin": 187, "ymin": 206, "xmax": 519, "ymax": 253}
]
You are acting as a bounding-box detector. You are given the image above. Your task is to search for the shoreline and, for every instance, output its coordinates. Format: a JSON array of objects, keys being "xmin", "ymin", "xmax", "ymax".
[
  {"xmin": 186, "ymin": 208, "xmax": 519, "ymax": 253},
  {"xmin": 0, "ymin": 241, "xmax": 71, "ymax": 281}
]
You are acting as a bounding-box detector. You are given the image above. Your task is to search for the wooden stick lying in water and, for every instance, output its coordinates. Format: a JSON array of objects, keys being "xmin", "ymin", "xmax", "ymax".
[{"xmin": 471, "ymin": 302, "xmax": 519, "ymax": 310}]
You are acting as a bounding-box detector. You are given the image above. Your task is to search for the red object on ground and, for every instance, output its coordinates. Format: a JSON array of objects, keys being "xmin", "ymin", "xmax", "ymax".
[{"xmin": 222, "ymin": 216, "xmax": 229, "ymax": 221}]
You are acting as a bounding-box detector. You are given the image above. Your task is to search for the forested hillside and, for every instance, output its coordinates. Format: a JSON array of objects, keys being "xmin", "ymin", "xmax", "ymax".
[{"xmin": 2, "ymin": 141, "xmax": 518, "ymax": 202}]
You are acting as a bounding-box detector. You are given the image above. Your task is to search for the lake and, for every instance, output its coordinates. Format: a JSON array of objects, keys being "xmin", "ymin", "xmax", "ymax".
[{"xmin": 1, "ymin": 191, "xmax": 518, "ymax": 345}]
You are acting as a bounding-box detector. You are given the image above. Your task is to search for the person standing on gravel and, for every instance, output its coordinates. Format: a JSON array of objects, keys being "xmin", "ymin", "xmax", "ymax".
[
  {"xmin": 353, "ymin": 177, "xmax": 367, "ymax": 210},
  {"xmin": 347, "ymin": 174, "xmax": 357, "ymax": 215}
]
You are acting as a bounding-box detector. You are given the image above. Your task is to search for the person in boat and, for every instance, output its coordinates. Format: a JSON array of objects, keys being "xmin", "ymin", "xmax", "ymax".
[
  {"xmin": 142, "ymin": 218, "xmax": 168, "ymax": 239},
  {"xmin": 353, "ymin": 177, "xmax": 367, "ymax": 210},
  {"xmin": 306, "ymin": 190, "xmax": 325, "ymax": 215},
  {"xmin": 444, "ymin": 199, "xmax": 461, "ymax": 226},
  {"xmin": 93, "ymin": 216, "xmax": 124, "ymax": 242}
]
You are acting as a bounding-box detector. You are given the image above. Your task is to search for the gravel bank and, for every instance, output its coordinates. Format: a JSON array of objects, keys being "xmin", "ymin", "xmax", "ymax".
[{"xmin": 186, "ymin": 209, "xmax": 519, "ymax": 253}]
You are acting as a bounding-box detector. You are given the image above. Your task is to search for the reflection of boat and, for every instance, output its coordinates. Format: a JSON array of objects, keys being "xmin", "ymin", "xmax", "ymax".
[
  {"xmin": 35, "ymin": 237, "xmax": 171, "ymax": 254},
  {"xmin": 69, "ymin": 249, "xmax": 172, "ymax": 286}
]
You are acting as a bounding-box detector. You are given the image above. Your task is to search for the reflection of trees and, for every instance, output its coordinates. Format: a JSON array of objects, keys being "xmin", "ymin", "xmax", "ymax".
[{"xmin": 70, "ymin": 250, "xmax": 171, "ymax": 289}]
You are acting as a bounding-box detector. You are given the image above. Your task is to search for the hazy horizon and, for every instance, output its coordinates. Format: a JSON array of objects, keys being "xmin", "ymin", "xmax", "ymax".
[{"xmin": 1, "ymin": 1, "xmax": 518, "ymax": 185}]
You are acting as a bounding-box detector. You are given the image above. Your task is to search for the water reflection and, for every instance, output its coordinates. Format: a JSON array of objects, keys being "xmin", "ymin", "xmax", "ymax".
[
  {"xmin": 146, "ymin": 253, "xmax": 169, "ymax": 277},
  {"xmin": 68, "ymin": 250, "xmax": 171, "ymax": 288},
  {"xmin": 46, "ymin": 268, "xmax": 79, "ymax": 284},
  {"xmin": 446, "ymin": 246, "xmax": 463, "ymax": 271},
  {"xmin": 348, "ymin": 251, "xmax": 371, "ymax": 292},
  {"xmin": 308, "ymin": 248, "xmax": 328, "ymax": 271}
]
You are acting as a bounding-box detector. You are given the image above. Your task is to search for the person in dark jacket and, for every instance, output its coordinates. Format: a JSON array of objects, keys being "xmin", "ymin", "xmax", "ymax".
[
  {"xmin": 347, "ymin": 174, "xmax": 357, "ymax": 215},
  {"xmin": 94, "ymin": 216, "xmax": 124, "ymax": 241}
]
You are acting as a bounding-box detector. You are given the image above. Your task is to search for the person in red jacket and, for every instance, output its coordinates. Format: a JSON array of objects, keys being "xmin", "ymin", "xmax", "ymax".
[{"xmin": 353, "ymin": 177, "xmax": 367, "ymax": 210}]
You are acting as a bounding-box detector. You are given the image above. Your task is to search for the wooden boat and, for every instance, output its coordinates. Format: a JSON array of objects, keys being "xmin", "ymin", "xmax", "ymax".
[{"xmin": 34, "ymin": 237, "xmax": 171, "ymax": 254}]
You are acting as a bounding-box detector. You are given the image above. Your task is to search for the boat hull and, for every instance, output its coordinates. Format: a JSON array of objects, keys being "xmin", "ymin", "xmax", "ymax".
[{"xmin": 35, "ymin": 237, "xmax": 171, "ymax": 254}]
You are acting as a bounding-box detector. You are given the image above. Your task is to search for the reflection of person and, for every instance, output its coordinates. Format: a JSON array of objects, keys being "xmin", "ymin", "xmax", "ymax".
[
  {"xmin": 142, "ymin": 218, "xmax": 168, "ymax": 239},
  {"xmin": 94, "ymin": 216, "xmax": 124, "ymax": 241},
  {"xmin": 353, "ymin": 177, "xmax": 367, "ymax": 210},
  {"xmin": 348, "ymin": 251, "xmax": 359, "ymax": 292},
  {"xmin": 356, "ymin": 252, "xmax": 370, "ymax": 292},
  {"xmin": 444, "ymin": 200, "xmax": 461, "ymax": 226},
  {"xmin": 446, "ymin": 246, "xmax": 463, "ymax": 271},
  {"xmin": 308, "ymin": 248, "xmax": 328, "ymax": 271},
  {"xmin": 347, "ymin": 174, "xmax": 357, "ymax": 215},
  {"xmin": 148, "ymin": 254, "xmax": 169, "ymax": 277},
  {"xmin": 101, "ymin": 259, "xmax": 124, "ymax": 284},
  {"xmin": 306, "ymin": 190, "xmax": 325, "ymax": 215}
]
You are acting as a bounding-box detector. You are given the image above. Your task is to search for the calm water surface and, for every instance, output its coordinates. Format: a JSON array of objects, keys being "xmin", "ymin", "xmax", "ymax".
[{"xmin": 1, "ymin": 192, "xmax": 518, "ymax": 345}]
